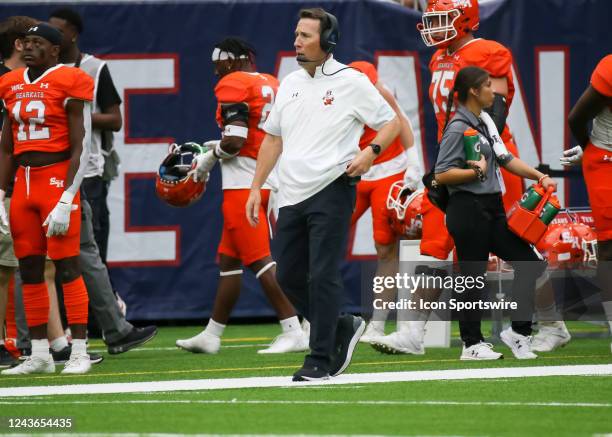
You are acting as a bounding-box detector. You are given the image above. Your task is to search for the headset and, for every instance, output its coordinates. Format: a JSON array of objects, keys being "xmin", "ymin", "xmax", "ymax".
[
  {"xmin": 320, "ymin": 12, "xmax": 339, "ymax": 53},
  {"xmin": 297, "ymin": 10, "xmax": 350, "ymax": 76}
]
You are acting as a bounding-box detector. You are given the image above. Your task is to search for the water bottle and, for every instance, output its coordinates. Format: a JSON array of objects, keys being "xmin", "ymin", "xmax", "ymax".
[
  {"xmin": 519, "ymin": 184, "xmax": 545, "ymax": 211},
  {"xmin": 463, "ymin": 129, "xmax": 481, "ymax": 162},
  {"xmin": 540, "ymin": 195, "xmax": 561, "ymax": 224}
]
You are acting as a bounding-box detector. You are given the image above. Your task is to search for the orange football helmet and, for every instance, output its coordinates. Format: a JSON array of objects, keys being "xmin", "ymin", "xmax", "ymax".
[
  {"xmin": 536, "ymin": 222, "xmax": 598, "ymax": 269},
  {"xmin": 155, "ymin": 142, "xmax": 206, "ymax": 208},
  {"xmin": 387, "ymin": 181, "xmax": 424, "ymax": 239},
  {"xmin": 417, "ymin": 0, "xmax": 480, "ymax": 48}
]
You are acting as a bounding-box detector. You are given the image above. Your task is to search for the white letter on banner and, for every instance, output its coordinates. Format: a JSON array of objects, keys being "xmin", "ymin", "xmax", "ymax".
[
  {"xmin": 538, "ymin": 49, "xmax": 567, "ymax": 205},
  {"xmin": 104, "ymin": 57, "xmax": 178, "ymax": 265},
  {"xmin": 507, "ymin": 50, "xmax": 568, "ymax": 205}
]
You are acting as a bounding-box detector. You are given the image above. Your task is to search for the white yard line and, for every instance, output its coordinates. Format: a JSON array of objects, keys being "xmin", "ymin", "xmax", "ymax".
[
  {"xmin": 0, "ymin": 364, "xmax": 610, "ymax": 397},
  {"xmin": 0, "ymin": 434, "xmax": 432, "ymax": 437},
  {"xmin": 1, "ymin": 399, "xmax": 611, "ymax": 408},
  {"xmin": 89, "ymin": 344, "xmax": 269, "ymax": 353}
]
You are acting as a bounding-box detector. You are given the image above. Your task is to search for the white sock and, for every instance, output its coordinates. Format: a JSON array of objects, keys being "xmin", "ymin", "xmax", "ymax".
[
  {"xmin": 399, "ymin": 309, "xmax": 428, "ymax": 333},
  {"xmin": 408, "ymin": 320, "xmax": 427, "ymax": 343},
  {"xmin": 371, "ymin": 308, "xmax": 390, "ymax": 323},
  {"xmin": 0, "ymin": 339, "xmax": 4, "ymax": 346},
  {"xmin": 204, "ymin": 319, "xmax": 226, "ymax": 338},
  {"xmin": 397, "ymin": 321, "xmax": 410, "ymax": 332},
  {"xmin": 536, "ymin": 303, "xmax": 561, "ymax": 323},
  {"xmin": 50, "ymin": 336, "xmax": 69, "ymax": 352},
  {"xmin": 71, "ymin": 339, "xmax": 87, "ymax": 356},
  {"xmin": 31, "ymin": 339, "xmax": 50, "ymax": 359},
  {"xmin": 279, "ymin": 316, "xmax": 300, "ymax": 333},
  {"xmin": 368, "ymin": 320, "xmax": 385, "ymax": 331},
  {"xmin": 602, "ymin": 301, "xmax": 612, "ymax": 334}
]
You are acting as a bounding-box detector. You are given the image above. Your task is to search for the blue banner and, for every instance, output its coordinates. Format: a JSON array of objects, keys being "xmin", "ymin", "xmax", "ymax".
[{"xmin": 1, "ymin": 0, "xmax": 610, "ymax": 320}]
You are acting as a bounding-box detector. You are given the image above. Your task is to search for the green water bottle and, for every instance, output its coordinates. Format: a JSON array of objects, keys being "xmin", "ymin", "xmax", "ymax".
[
  {"xmin": 519, "ymin": 184, "xmax": 546, "ymax": 211},
  {"xmin": 540, "ymin": 195, "xmax": 561, "ymax": 224},
  {"xmin": 463, "ymin": 128, "xmax": 481, "ymax": 162}
]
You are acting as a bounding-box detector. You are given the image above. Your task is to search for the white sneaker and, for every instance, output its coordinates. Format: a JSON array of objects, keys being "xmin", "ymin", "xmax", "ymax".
[
  {"xmin": 176, "ymin": 331, "xmax": 220, "ymax": 354},
  {"xmin": 531, "ymin": 322, "xmax": 571, "ymax": 352},
  {"xmin": 359, "ymin": 322, "xmax": 385, "ymax": 344},
  {"xmin": 500, "ymin": 328, "xmax": 537, "ymax": 359},
  {"xmin": 258, "ymin": 330, "xmax": 309, "ymax": 354},
  {"xmin": 61, "ymin": 353, "xmax": 92, "ymax": 375},
  {"xmin": 371, "ymin": 331, "xmax": 425, "ymax": 355},
  {"xmin": 2, "ymin": 355, "xmax": 55, "ymax": 375},
  {"xmin": 460, "ymin": 342, "xmax": 504, "ymax": 360},
  {"xmin": 301, "ymin": 319, "xmax": 310, "ymax": 339}
]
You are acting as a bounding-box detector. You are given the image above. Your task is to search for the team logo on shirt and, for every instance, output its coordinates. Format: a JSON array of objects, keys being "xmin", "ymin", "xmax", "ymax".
[
  {"xmin": 49, "ymin": 177, "xmax": 64, "ymax": 188},
  {"xmin": 322, "ymin": 90, "xmax": 334, "ymax": 106}
]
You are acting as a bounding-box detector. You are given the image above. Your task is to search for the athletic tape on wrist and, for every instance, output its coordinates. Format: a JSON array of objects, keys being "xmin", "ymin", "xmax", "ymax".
[
  {"xmin": 220, "ymin": 269, "xmax": 243, "ymax": 277},
  {"xmin": 223, "ymin": 124, "xmax": 248, "ymax": 139},
  {"xmin": 255, "ymin": 261, "xmax": 276, "ymax": 279}
]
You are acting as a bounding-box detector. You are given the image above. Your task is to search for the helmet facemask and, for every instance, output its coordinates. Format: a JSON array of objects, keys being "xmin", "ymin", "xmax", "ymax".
[
  {"xmin": 582, "ymin": 239, "xmax": 598, "ymax": 268},
  {"xmin": 155, "ymin": 142, "xmax": 207, "ymax": 208},
  {"xmin": 418, "ymin": 9, "xmax": 461, "ymax": 47},
  {"xmin": 386, "ymin": 180, "xmax": 415, "ymax": 220}
]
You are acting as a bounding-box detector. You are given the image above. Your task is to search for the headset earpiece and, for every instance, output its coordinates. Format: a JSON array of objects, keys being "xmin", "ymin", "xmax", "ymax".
[{"xmin": 320, "ymin": 12, "xmax": 339, "ymax": 54}]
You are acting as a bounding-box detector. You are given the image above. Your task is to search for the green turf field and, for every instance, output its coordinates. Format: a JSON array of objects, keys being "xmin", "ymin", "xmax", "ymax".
[{"xmin": 1, "ymin": 322, "xmax": 611, "ymax": 436}]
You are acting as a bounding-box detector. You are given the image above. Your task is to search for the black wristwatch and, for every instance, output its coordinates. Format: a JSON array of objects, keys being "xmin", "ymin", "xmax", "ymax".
[{"xmin": 369, "ymin": 143, "xmax": 382, "ymax": 155}]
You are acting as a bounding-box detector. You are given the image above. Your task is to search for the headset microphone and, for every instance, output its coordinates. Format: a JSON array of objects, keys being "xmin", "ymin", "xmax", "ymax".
[{"xmin": 295, "ymin": 54, "xmax": 328, "ymax": 63}]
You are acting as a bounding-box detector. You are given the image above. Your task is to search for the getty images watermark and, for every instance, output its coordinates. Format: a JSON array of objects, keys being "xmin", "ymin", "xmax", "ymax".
[{"xmin": 371, "ymin": 272, "xmax": 518, "ymax": 312}]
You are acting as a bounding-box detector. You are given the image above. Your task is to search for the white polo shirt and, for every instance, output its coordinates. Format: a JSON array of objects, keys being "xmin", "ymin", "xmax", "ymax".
[{"xmin": 264, "ymin": 56, "xmax": 395, "ymax": 208}]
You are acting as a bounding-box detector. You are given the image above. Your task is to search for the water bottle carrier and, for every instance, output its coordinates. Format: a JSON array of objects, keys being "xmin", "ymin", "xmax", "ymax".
[{"xmin": 507, "ymin": 185, "xmax": 556, "ymax": 244}]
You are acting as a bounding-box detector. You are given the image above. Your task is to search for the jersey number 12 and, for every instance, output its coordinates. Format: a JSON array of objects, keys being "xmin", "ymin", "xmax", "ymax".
[{"xmin": 12, "ymin": 100, "xmax": 50, "ymax": 141}]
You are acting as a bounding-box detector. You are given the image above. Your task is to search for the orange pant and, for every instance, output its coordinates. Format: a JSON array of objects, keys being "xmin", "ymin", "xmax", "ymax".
[
  {"xmin": 10, "ymin": 161, "xmax": 81, "ymax": 260},
  {"xmin": 351, "ymin": 172, "xmax": 403, "ymax": 245},
  {"xmin": 583, "ymin": 143, "xmax": 612, "ymax": 241},
  {"xmin": 218, "ymin": 189, "xmax": 271, "ymax": 265},
  {"xmin": 419, "ymin": 192, "xmax": 455, "ymax": 260},
  {"xmin": 5, "ymin": 273, "xmax": 16, "ymax": 339},
  {"xmin": 500, "ymin": 137, "xmax": 524, "ymax": 212}
]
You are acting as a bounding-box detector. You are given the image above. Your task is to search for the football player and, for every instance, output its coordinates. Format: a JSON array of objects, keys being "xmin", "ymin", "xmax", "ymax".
[
  {"xmin": 176, "ymin": 38, "xmax": 307, "ymax": 355},
  {"xmin": 344, "ymin": 61, "xmax": 421, "ymax": 344},
  {"xmin": 0, "ymin": 23, "xmax": 94, "ymax": 374},
  {"xmin": 564, "ymin": 54, "xmax": 612, "ymax": 352},
  {"xmin": 0, "ymin": 15, "xmax": 38, "ymax": 368}
]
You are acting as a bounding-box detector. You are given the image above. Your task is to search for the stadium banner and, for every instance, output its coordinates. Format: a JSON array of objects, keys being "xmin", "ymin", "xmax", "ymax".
[{"xmin": 1, "ymin": 0, "xmax": 610, "ymax": 320}]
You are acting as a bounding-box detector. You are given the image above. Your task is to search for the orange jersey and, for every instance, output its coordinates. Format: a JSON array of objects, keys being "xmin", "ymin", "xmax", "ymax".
[
  {"xmin": 350, "ymin": 61, "xmax": 404, "ymax": 165},
  {"xmin": 214, "ymin": 71, "xmax": 279, "ymax": 160},
  {"xmin": 428, "ymin": 38, "xmax": 515, "ymax": 142},
  {"xmin": 0, "ymin": 65, "xmax": 93, "ymax": 155}
]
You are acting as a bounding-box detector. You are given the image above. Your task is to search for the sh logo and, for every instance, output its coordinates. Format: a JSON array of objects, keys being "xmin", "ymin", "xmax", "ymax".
[{"xmin": 49, "ymin": 177, "xmax": 64, "ymax": 188}]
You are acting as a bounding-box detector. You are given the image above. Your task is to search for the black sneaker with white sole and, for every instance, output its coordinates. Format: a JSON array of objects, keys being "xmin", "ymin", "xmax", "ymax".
[
  {"xmin": 329, "ymin": 314, "xmax": 366, "ymax": 377},
  {"xmin": 107, "ymin": 325, "xmax": 157, "ymax": 355},
  {"xmin": 52, "ymin": 345, "xmax": 104, "ymax": 365},
  {"xmin": 0, "ymin": 345, "xmax": 18, "ymax": 368},
  {"xmin": 292, "ymin": 365, "xmax": 330, "ymax": 382}
]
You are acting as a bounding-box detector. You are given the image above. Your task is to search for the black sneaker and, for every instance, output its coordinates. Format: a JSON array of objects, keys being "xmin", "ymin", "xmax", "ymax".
[
  {"xmin": 107, "ymin": 326, "xmax": 157, "ymax": 355},
  {"xmin": 292, "ymin": 365, "xmax": 330, "ymax": 382},
  {"xmin": 19, "ymin": 347, "xmax": 31, "ymax": 361},
  {"xmin": 0, "ymin": 345, "xmax": 18, "ymax": 368},
  {"xmin": 51, "ymin": 345, "xmax": 104, "ymax": 365},
  {"xmin": 329, "ymin": 314, "xmax": 366, "ymax": 377}
]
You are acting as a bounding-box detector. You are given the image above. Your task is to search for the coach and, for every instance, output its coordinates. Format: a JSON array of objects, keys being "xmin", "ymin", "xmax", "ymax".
[{"xmin": 246, "ymin": 8, "xmax": 399, "ymax": 381}]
